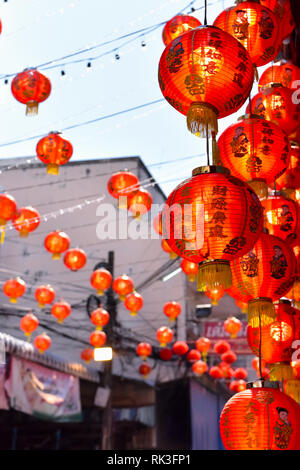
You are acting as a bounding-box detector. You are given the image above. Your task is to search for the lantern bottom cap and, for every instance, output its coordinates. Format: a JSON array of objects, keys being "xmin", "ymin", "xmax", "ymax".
[
  {"xmin": 186, "ymin": 102, "xmax": 218, "ymax": 138},
  {"xmin": 247, "ymin": 298, "xmax": 276, "ymax": 327},
  {"xmin": 26, "ymin": 101, "xmax": 39, "ymax": 116},
  {"xmin": 197, "ymin": 260, "xmax": 232, "ymax": 292},
  {"xmin": 52, "ymin": 253, "xmax": 61, "ymax": 260},
  {"xmin": 46, "ymin": 163, "xmax": 59, "ymax": 175}
]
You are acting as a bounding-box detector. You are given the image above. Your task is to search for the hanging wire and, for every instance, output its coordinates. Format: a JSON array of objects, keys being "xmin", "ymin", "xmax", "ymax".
[
  {"xmin": 206, "ymin": 122, "xmax": 210, "ymax": 165},
  {"xmin": 204, "ymin": 0, "xmax": 208, "ymax": 25}
]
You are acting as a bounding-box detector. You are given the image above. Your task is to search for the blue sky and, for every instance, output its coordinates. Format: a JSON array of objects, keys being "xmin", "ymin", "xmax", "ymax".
[{"xmin": 0, "ymin": 0, "xmax": 262, "ymax": 196}]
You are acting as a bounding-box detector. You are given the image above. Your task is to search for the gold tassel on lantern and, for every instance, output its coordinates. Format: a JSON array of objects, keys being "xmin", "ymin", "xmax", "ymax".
[
  {"xmin": 284, "ymin": 380, "xmax": 300, "ymax": 404},
  {"xmin": 211, "ymin": 132, "xmax": 222, "ymax": 166},
  {"xmin": 118, "ymin": 196, "xmax": 128, "ymax": 210},
  {"xmin": 26, "ymin": 101, "xmax": 39, "ymax": 116},
  {"xmin": 197, "ymin": 260, "xmax": 232, "ymax": 292},
  {"xmin": 247, "ymin": 298, "xmax": 276, "ymax": 327},
  {"xmin": 187, "ymin": 102, "xmax": 218, "ymax": 138},
  {"xmin": 46, "ymin": 164, "xmax": 59, "ymax": 175},
  {"xmin": 270, "ymin": 363, "xmax": 294, "ymax": 381},
  {"xmin": 187, "ymin": 274, "xmax": 196, "ymax": 282},
  {"xmin": 247, "ymin": 179, "xmax": 268, "ymax": 200},
  {"xmin": 0, "ymin": 219, "xmax": 6, "ymax": 244}
]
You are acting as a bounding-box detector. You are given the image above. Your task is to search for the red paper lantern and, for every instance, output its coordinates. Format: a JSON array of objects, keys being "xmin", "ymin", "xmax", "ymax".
[
  {"xmin": 195, "ymin": 337, "xmax": 211, "ymax": 362},
  {"xmin": 209, "ymin": 366, "xmax": 223, "ymax": 379},
  {"xmin": 127, "ymin": 188, "xmax": 152, "ymax": 219},
  {"xmin": 11, "ymin": 68, "xmax": 51, "ymax": 115},
  {"xmin": 90, "ymin": 307, "xmax": 110, "ymax": 330},
  {"xmin": 218, "ymin": 115, "xmax": 291, "ymax": 199},
  {"xmin": 205, "ymin": 286, "xmax": 225, "ymax": 306},
  {"xmin": 136, "ymin": 342, "xmax": 152, "ymax": 360},
  {"xmin": 158, "ymin": 25, "xmax": 254, "ymax": 138},
  {"xmin": 163, "ymin": 166, "xmax": 263, "ymax": 291},
  {"xmin": 163, "ymin": 301, "xmax": 181, "ymax": 322},
  {"xmin": 51, "ymin": 301, "xmax": 71, "ymax": 323},
  {"xmin": 112, "ymin": 274, "xmax": 134, "ymax": 300},
  {"xmin": 3, "ymin": 277, "xmax": 26, "ymax": 303},
  {"xmin": 233, "ymin": 368, "xmax": 248, "ymax": 380},
  {"xmin": 64, "ymin": 248, "xmax": 87, "ymax": 271},
  {"xmin": 262, "ymin": 193, "xmax": 300, "ymax": 247},
  {"xmin": 187, "ymin": 349, "xmax": 201, "ymax": 363},
  {"xmin": 90, "ymin": 268, "xmax": 112, "ymax": 296},
  {"xmin": 35, "ymin": 284, "xmax": 55, "ymax": 308},
  {"xmin": 36, "ymin": 131, "xmax": 73, "ymax": 175},
  {"xmin": 0, "ymin": 193, "xmax": 17, "ymax": 242},
  {"xmin": 124, "ymin": 291, "xmax": 144, "ymax": 316},
  {"xmin": 249, "ymin": 84, "xmax": 300, "ymax": 136},
  {"xmin": 172, "ymin": 341, "xmax": 189, "ymax": 356},
  {"xmin": 81, "ymin": 348, "xmax": 94, "ymax": 363},
  {"xmin": 252, "ymin": 356, "xmax": 266, "ymax": 372},
  {"xmin": 214, "ymin": 2, "xmax": 281, "ymax": 68},
  {"xmin": 20, "ymin": 313, "xmax": 39, "ymax": 338},
  {"xmin": 221, "ymin": 350, "xmax": 237, "ymax": 365},
  {"xmin": 107, "ymin": 171, "xmax": 139, "ymax": 208},
  {"xmin": 219, "ymin": 362, "xmax": 234, "ymax": 379},
  {"xmin": 12, "ymin": 206, "xmax": 40, "ymax": 237},
  {"xmin": 192, "ymin": 360, "xmax": 208, "ymax": 376},
  {"xmin": 34, "ymin": 333, "xmax": 51, "ymax": 354},
  {"xmin": 90, "ymin": 330, "xmax": 107, "ymax": 348},
  {"xmin": 220, "ymin": 382, "xmax": 300, "ymax": 450},
  {"xmin": 285, "ymin": 278, "xmax": 300, "ymax": 308},
  {"xmin": 156, "ymin": 326, "xmax": 173, "ymax": 347},
  {"xmin": 259, "ymin": 63, "xmax": 300, "ymax": 90},
  {"xmin": 159, "ymin": 348, "xmax": 173, "ymax": 361},
  {"xmin": 275, "ymin": 142, "xmax": 300, "ymax": 193},
  {"xmin": 153, "ymin": 212, "xmax": 163, "ymax": 236},
  {"xmin": 224, "ymin": 316, "xmax": 242, "ymax": 338},
  {"xmin": 180, "ymin": 258, "xmax": 198, "ymax": 282},
  {"xmin": 260, "ymin": 0, "xmax": 295, "ymax": 40},
  {"xmin": 161, "ymin": 239, "xmax": 178, "ymax": 260},
  {"xmin": 44, "ymin": 230, "xmax": 70, "ymax": 259},
  {"xmin": 235, "ymin": 299, "xmax": 248, "ymax": 314},
  {"xmin": 230, "ymin": 379, "xmax": 247, "ymax": 393},
  {"xmin": 139, "ymin": 362, "xmax": 152, "ymax": 378},
  {"xmin": 162, "ymin": 14, "xmax": 201, "ymax": 46},
  {"xmin": 214, "ymin": 340, "xmax": 231, "ymax": 355}
]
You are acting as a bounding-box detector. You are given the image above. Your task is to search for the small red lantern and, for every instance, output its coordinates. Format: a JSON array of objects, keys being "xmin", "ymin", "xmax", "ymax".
[
  {"xmin": 219, "ymin": 362, "xmax": 234, "ymax": 379},
  {"xmin": 187, "ymin": 349, "xmax": 201, "ymax": 363},
  {"xmin": 159, "ymin": 348, "xmax": 173, "ymax": 361},
  {"xmin": 162, "ymin": 14, "xmax": 201, "ymax": 46},
  {"xmin": 136, "ymin": 342, "xmax": 152, "ymax": 360},
  {"xmin": 259, "ymin": 63, "xmax": 300, "ymax": 90},
  {"xmin": 224, "ymin": 316, "xmax": 242, "ymax": 339},
  {"xmin": 11, "ymin": 68, "xmax": 51, "ymax": 115},
  {"xmin": 172, "ymin": 341, "xmax": 189, "ymax": 356},
  {"xmin": 195, "ymin": 337, "xmax": 211, "ymax": 361},
  {"xmin": 260, "ymin": 0, "xmax": 295, "ymax": 40},
  {"xmin": 205, "ymin": 286, "xmax": 225, "ymax": 306},
  {"xmin": 107, "ymin": 171, "xmax": 139, "ymax": 208},
  {"xmin": 235, "ymin": 299, "xmax": 248, "ymax": 314},
  {"xmin": 161, "ymin": 239, "xmax": 178, "ymax": 260},
  {"xmin": 214, "ymin": 340, "xmax": 230, "ymax": 355},
  {"xmin": 90, "ymin": 268, "xmax": 112, "ymax": 296},
  {"xmin": 221, "ymin": 350, "xmax": 237, "ymax": 365},
  {"xmin": 233, "ymin": 368, "xmax": 248, "ymax": 380},
  {"xmin": 252, "ymin": 356, "xmax": 266, "ymax": 372},
  {"xmin": 64, "ymin": 248, "xmax": 87, "ymax": 271},
  {"xmin": 192, "ymin": 360, "xmax": 208, "ymax": 376},
  {"xmin": 90, "ymin": 307, "xmax": 110, "ymax": 330},
  {"xmin": 180, "ymin": 259, "xmax": 198, "ymax": 282},
  {"xmin": 35, "ymin": 285, "xmax": 55, "ymax": 308},
  {"xmin": 12, "ymin": 206, "xmax": 40, "ymax": 237},
  {"xmin": 153, "ymin": 212, "xmax": 163, "ymax": 236},
  {"xmin": 163, "ymin": 301, "xmax": 181, "ymax": 322},
  {"xmin": 3, "ymin": 277, "xmax": 26, "ymax": 303},
  {"xmin": 220, "ymin": 382, "xmax": 300, "ymax": 450},
  {"xmin": 51, "ymin": 301, "xmax": 71, "ymax": 323},
  {"xmin": 34, "ymin": 333, "xmax": 51, "ymax": 354},
  {"xmin": 124, "ymin": 291, "xmax": 143, "ymax": 316},
  {"xmin": 229, "ymin": 380, "xmax": 247, "ymax": 393},
  {"xmin": 156, "ymin": 326, "xmax": 173, "ymax": 347},
  {"xmin": 20, "ymin": 313, "xmax": 39, "ymax": 339},
  {"xmin": 127, "ymin": 188, "xmax": 152, "ymax": 219},
  {"xmin": 112, "ymin": 274, "xmax": 134, "ymax": 301},
  {"xmin": 44, "ymin": 230, "xmax": 70, "ymax": 259},
  {"xmin": 90, "ymin": 330, "xmax": 107, "ymax": 348},
  {"xmin": 275, "ymin": 142, "xmax": 300, "ymax": 193},
  {"xmin": 139, "ymin": 362, "xmax": 152, "ymax": 379},
  {"xmin": 36, "ymin": 131, "xmax": 73, "ymax": 175},
  {"xmin": 262, "ymin": 194, "xmax": 300, "ymax": 247},
  {"xmin": 81, "ymin": 348, "xmax": 94, "ymax": 364},
  {"xmin": 209, "ymin": 366, "xmax": 222, "ymax": 379},
  {"xmin": 0, "ymin": 193, "xmax": 17, "ymax": 243}
]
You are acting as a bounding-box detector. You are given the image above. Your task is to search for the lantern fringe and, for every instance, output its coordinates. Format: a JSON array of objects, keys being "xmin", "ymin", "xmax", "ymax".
[
  {"xmin": 197, "ymin": 261, "xmax": 232, "ymax": 292},
  {"xmin": 19, "ymin": 230, "xmax": 29, "ymax": 238},
  {"xmin": 9, "ymin": 297, "xmax": 17, "ymax": 304},
  {"xmin": 97, "ymin": 289, "xmax": 104, "ymax": 296},
  {"xmin": 187, "ymin": 102, "xmax": 218, "ymax": 138},
  {"xmin": 270, "ymin": 363, "xmax": 294, "ymax": 381},
  {"xmin": 187, "ymin": 274, "xmax": 196, "ymax": 283},
  {"xmin": 130, "ymin": 311, "xmax": 137, "ymax": 316},
  {"xmin": 26, "ymin": 101, "xmax": 39, "ymax": 116},
  {"xmin": 254, "ymin": 65, "xmax": 259, "ymax": 82},
  {"xmin": 118, "ymin": 196, "xmax": 128, "ymax": 210},
  {"xmin": 284, "ymin": 380, "xmax": 300, "ymax": 404},
  {"xmin": 169, "ymin": 252, "xmax": 178, "ymax": 260},
  {"xmin": 38, "ymin": 303, "xmax": 45, "ymax": 309},
  {"xmin": 202, "ymin": 351, "xmax": 208, "ymax": 362},
  {"xmin": 247, "ymin": 299, "xmax": 276, "ymax": 327},
  {"xmin": 247, "ymin": 179, "xmax": 268, "ymax": 199},
  {"xmin": 46, "ymin": 164, "xmax": 59, "ymax": 175},
  {"xmin": 282, "ymin": 188, "xmax": 296, "ymax": 200},
  {"xmin": 52, "ymin": 253, "xmax": 61, "ymax": 260},
  {"xmin": 212, "ymin": 132, "xmax": 221, "ymax": 165}
]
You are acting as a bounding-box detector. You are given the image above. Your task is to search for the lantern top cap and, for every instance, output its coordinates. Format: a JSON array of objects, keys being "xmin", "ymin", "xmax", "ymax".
[
  {"xmin": 290, "ymin": 141, "xmax": 300, "ymax": 149},
  {"xmin": 274, "ymin": 298, "xmax": 291, "ymax": 305},
  {"xmin": 261, "ymin": 82, "xmax": 283, "ymax": 91},
  {"xmin": 238, "ymin": 114, "xmax": 264, "ymax": 121},
  {"xmin": 49, "ymin": 131, "xmax": 61, "ymax": 135},
  {"xmin": 247, "ymin": 380, "xmax": 280, "ymax": 390},
  {"xmin": 192, "ymin": 166, "xmax": 230, "ymax": 177}
]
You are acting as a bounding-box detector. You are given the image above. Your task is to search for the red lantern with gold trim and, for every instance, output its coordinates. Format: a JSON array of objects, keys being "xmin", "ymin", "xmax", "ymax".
[
  {"xmin": 136, "ymin": 342, "xmax": 152, "ymax": 360},
  {"xmin": 51, "ymin": 301, "xmax": 71, "ymax": 323},
  {"xmin": 163, "ymin": 301, "xmax": 181, "ymax": 322},
  {"xmin": 34, "ymin": 333, "xmax": 51, "ymax": 354},
  {"xmin": 161, "ymin": 239, "xmax": 178, "ymax": 260},
  {"xmin": 218, "ymin": 115, "xmax": 291, "ymax": 199},
  {"xmin": 90, "ymin": 268, "xmax": 112, "ymax": 296},
  {"xmin": 44, "ymin": 230, "xmax": 70, "ymax": 259},
  {"xmin": 260, "ymin": 0, "xmax": 295, "ymax": 40},
  {"xmin": 81, "ymin": 348, "xmax": 94, "ymax": 364},
  {"xmin": 214, "ymin": 2, "xmax": 281, "ymax": 68},
  {"xmin": 0, "ymin": 193, "xmax": 17, "ymax": 243},
  {"xmin": 158, "ymin": 25, "xmax": 254, "ymax": 138},
  {"xmin": 36, "ymin": 131, "xmax": 73, "ymax": 175},
  {"xmin": 192, "ymin": 360, "xmax": 208, "ymax": 376},
  {"xmin": 3, "ymin": 277, "xmax": 26, "ymax": 303},
  {"xmin": 12, "ymin": 206, "xmax": 40, "ymax": 237},
  {"xmin": 124, "ymin": 291, "xmax": 143, "ymax": 316},
  {"xmin": 156, "ymin": 326, "xmax": 173, "ymax": 347},
  {"xmin": 127, "ymin": 188, "xmax": 152, "ymax": 219},
  {"xmin": 205, "ymin": 286, "xmax": 225, "ymax": 305},
  {"xmin": 35, "ymin": 284, "xmax": 55, "ymax": 308},
  {"xmin": 112, "ymin": 274, "xmax": 134, "ymax": 301},
  {"xmin": 220, "ymin": 382, "xmax": 300, "ymax": 450},
  {"xmin": 162, "ymin": 14, "xmax": 201, "ymax": 46},
  {"xmin": 90, "ymin": 330, "xmax": 107, "ymax": 348},
  {"xmin": 195, "ymin": 337, "xmax": 211, "ymax": 361},
  {"xmin": 20, "ymin": 313, "xmax": 39, "ymax": 339},
  {"xmin": 172, "ymin": 341, "xmax": 189, "ymax": 356},
  {"xmin": 224, "ymin": 316, "xmax": 242, "ymax": 338},
  {"xmin": 275, "ymin": 142, "xmax": 300, "ymax": 193},
  {"xmin": 64, "ymin": 248, "xmax": 87, "ymax": 271},
  {"xmin": 107, "ymin": 171, "xmax": 139, "ymax": 209},
  {"xmin": 187, "ymin": 349, "xmax": 201, "ymax": 363},
  {"xmin": 90, "ymin": 307, "xmax": 110, "ymax": 330},
  {"xmin": 259, "ymin": 62, "xmax": 300, "ymax": 90},
  {"xmin": 180, "ymin": 258, "xmax": 198, "ymax": 282},
  {"xmin": 11, "ymin": 68, "xmax": 51, "ymax": 115},
  {"xmin": 139, "ymin": 362, "xmax": 152, "ymax": 379}
]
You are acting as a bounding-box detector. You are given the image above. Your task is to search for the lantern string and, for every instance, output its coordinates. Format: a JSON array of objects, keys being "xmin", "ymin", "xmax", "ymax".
[
  {"xmin": 258, "ymin": 310, "xmax": 263, "ymax": 380},
  {"xmin": 204, "ymin": 0, "xmax": 208, "ymax": 25},
  {"xmin": 206, "ymin": 123, "xmax": 210, "ymax": 166}
]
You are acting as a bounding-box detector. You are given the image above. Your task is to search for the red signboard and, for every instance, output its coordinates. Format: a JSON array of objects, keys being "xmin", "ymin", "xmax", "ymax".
[{"xmin": 203, "ymin": 320, "xmax": 252, "ymax": 355}]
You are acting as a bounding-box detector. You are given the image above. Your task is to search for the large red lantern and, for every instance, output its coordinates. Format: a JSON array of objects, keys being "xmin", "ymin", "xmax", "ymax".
[
  {"xmin": 259, "ymin": 62, "xmax": 300, "ymax": 90},
  {"xmin": 127, "ymin": 188, "xmax": 152, "ymax": 219},
  {"xmin": 139, "ymin": 362, "xmax": 152, "ymax": 379},
  {"xmin": 158, "ymin": 25, "xmax": 254, "ymax": 138},
  {"xmin": 156, "ymin": 326, "xmax": 173, "ymax": 347},
  {"xmin": 34, "ymin": 333, "xmax": 51, "ymax": 354},
  {"xmin": 218, "ymin": 115, "xmax": 291, "ymax": 199},
  {"xmin": 214, "ymin": 1, "xmax": 281, "ymax": 68},
  {"xmin": 205, "ymin": 286, "xmax": 225, "ymax": 306},
  {"xmin": 214, "ymin": 340, "xmax": 231, "ymax": 355},
  {"xmin": 136, "ymin": 342, "xmax": 152, "ymax": 360},
  {"xmin": 12, "ymin": 206, "xmax": 40, "ymax": 237},
  {"xmin": 220, "ymin": 381, "xmax": 300, "ymax": 450},
  {"xmin": 230, "ymin": 233, "xmax": 296, "ymax": 326},
  {"xmin": 192, "ymin": 360, "xmax": 208, "ymax": 376},
  {"xmin": 180, "ymin": 258, "xmax": 198, "ymax": 282},
  {"xmin": 163, "ymin": 166, "xmax": 263, "ymax": 291},
  {"xmin": 0, "ymin": 193, "xmax": 17, "ymax": 243},
  {"xmin": 275, "ymin": 142, "xmax": 300, "ymax": 194},
  {"xmin": 187, "ymin": 349, "xmax": 201, "ymax": 363},
  {"xmin": 161, "ymin": 239, "xmax": 178, "ymax": 260},
  {"xmin": 107, "ymin": 171, "xmax": 139, "ymax": 209},
  {"xmin": 51, "ymin": 301, "xmax": 71, "ymax": 323},
  {"xmin": 44, "ymin": 230, "xmax": 70, "ymax": 259},
  {"xmin": 11, "ymin": 68, "xmax": 51, "ymax": 115},
  {"xmin": 209, "ymin": 366, "xmax": 222, "ymax": 379},
  {"xmin": 20, "ymin": 313, "xmax": 39, "ymax": 339},
  {"xmin": 90, "ymin": 330, "xmax": 107, "ymax": 348},
  {"xmin": 195, "ymin": 337, "xmax": 211, "ymax": 361},
  {"xmin": 233, "ymin": 367, "xmax": 248, "ymax": 380},
  {"xmin": 35, "ymin": 285, "xmax": 55, "ymax": 308},
  {"xmin": 249, "ymin": 84, "xmax": 300, "ymax": 136},
  {"xmin": 260, "ymin": 0, "xmax": 295, "ymax": 40},
  {"xmin": 172, "ymin": 341, "xmax": 189, "ymax": 356},
  {"xmin": 3, "ymin": 277, "xmax": 26, "ymax": 303},
  {"xmin": 162, "ymin": 14, "xmax": 201, "ymax": 46},
  {"xmin": 90, "ymin": 307, "xmax": 110, "ymax": 330},
  {"xmin": 262, "ymin": 193, "xmax": 300, "ymax": 247},
  {"xmin": 90, "ymin": 268, "xmax": 112, "ymax": 296},
  {"xmin": 36, "ymin": 132, "xmax": 73, "ymax": 175},
  {"xmin": 224, "ymin": 316, "xmax": 242, "ymax": 338},
  {"xmin": 112, "ymin": 274, "xmax": 134, "ymax": 300},
  {"xmin": 163, "ymin": 301, "xmax": 181, "ymax": 322},
  {"xmin": 124, "ymin": 291, "xmax": 143, "ymax": 316},
  {"xmin": 81, "ymin": 348, "xmax": 94, "ymax": 363},
  {"xmin": 64, "ymin": 248, "xmax": 87, "ymax": 271}
]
